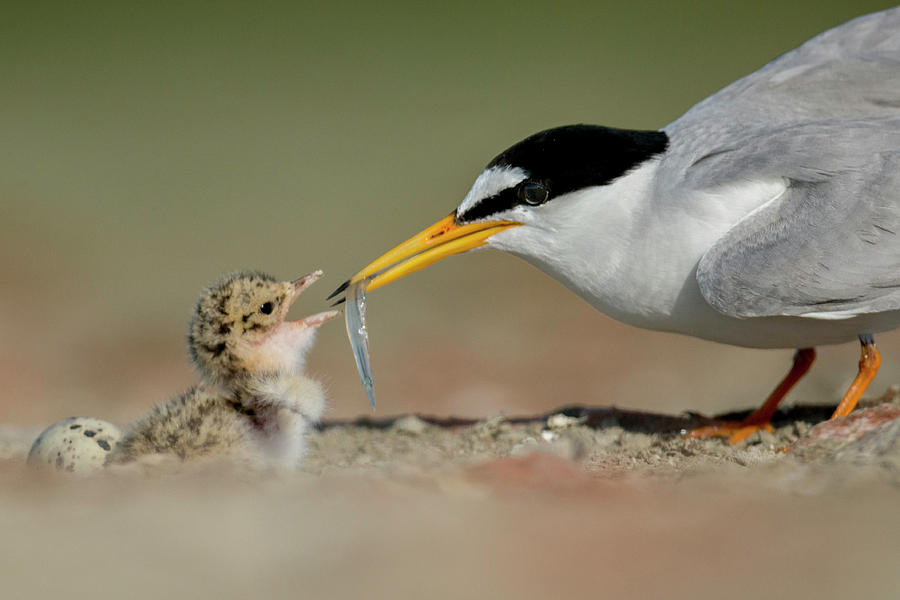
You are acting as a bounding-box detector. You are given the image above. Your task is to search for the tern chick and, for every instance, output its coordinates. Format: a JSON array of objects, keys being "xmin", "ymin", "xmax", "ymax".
[{"xmin": 107, "ymin": 271, "xmax": 338, "ymax": 469}]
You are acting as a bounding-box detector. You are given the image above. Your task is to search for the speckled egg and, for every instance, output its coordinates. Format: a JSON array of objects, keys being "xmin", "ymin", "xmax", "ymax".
[{"xmin": 27, "ymin": 417, "xmax": 122, "ymax": 474}]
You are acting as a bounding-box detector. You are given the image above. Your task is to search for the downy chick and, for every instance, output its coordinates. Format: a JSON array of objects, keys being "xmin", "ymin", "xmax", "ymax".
[{"xmin": 107, "ymin": 270, "xmax": 337, "ymax": 469}]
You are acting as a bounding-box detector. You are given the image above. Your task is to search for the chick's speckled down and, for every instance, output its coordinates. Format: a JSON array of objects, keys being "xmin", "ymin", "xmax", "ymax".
[{"xmin": 105, "ymin": 270, "xmax": 336, "ymax": 470}]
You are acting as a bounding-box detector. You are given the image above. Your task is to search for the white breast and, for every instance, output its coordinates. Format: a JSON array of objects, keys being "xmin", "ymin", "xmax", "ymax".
[{"xmin": 487, "ymin": 159, "xmax": 813, "ymax": 345}]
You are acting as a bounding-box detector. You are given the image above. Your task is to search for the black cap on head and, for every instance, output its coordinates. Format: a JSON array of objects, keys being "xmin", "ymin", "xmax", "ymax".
[{"xmin": 458, "ymin": 125, "xmax": 668, "ymax": 223}]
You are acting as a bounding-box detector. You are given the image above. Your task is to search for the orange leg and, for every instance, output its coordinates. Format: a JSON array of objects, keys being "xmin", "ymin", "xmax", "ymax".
[
  {"xmin": 686, "ymin": 348, "xmax": 816, "ymax": 444},
  {"xmin": 830, "ymin": 334, "xmax": 880, "ymax": 419}
]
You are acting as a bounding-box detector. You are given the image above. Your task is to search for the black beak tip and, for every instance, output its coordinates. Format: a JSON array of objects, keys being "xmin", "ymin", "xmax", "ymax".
[
  {"xmin": 327, "ymin": 279, "xmax": 350, "ymax": 301},
  {"xmin": 330, "ymin": 297, "xmax": 346, "ymax": 307}
]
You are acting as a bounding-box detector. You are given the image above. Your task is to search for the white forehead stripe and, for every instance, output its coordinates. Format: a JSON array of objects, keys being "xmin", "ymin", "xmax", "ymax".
[{"xmin": 458, "ymin": 166, "xmax": 529, "ymax": 215}]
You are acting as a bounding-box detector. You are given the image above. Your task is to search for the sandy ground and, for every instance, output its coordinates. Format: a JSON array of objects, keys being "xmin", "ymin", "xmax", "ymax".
[
  {"xmin": 2, "ymin": 394, "xmax": 898, "ymax": 600},
  {"xmin": 5, "ymin": 5, "xmax": 900, "ymax": 598},
  {"xmin": 6, "ymin": 250, "xmax": 898, "ymax": 600}
]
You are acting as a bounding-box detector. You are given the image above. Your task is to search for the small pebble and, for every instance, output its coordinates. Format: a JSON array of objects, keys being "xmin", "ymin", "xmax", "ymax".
[
  {"xmin": 546, "ymin": 414, "xmax": 581, "ymax": 430},
  {"xmin": 27, "ymin": 417, "xmax": 121, "ymax": 474},
  {"xmin": 391, "ymin": 415, "xmax": 429, "ymax": 435}
]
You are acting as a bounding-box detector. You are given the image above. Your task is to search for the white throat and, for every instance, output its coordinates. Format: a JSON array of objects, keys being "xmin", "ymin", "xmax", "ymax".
[{"xmin": 485, "ymin": 158, "xmax": 785, "ymax": 332}]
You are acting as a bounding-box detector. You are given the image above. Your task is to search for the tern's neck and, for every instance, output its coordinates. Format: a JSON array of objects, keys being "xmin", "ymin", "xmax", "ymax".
[
  {"xmin": 532, "ymin": 159, "xmax": 676, "ymax": 321},
  {"xmin": 490, "ymin": 154, "xmax": 788, "ymax": 332},
  {"xmin": 488, "ymin": 158, "xmax": 695, "ymax": 328}
]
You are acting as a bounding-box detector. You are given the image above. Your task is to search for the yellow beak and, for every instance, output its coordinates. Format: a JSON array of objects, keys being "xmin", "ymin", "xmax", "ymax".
[{"xmin": 332, "ymin": 213, "xmax": 521, "ymax": 297}]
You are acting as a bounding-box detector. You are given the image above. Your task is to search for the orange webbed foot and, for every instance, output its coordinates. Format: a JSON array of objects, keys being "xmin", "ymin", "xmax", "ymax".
[
  {"xmin": 685, "ymin": 419, "xmax": 774, "ymax": 445},
  {"xmin": 685, "ymin": 348, "xmax": 816, "ymax": 445}
]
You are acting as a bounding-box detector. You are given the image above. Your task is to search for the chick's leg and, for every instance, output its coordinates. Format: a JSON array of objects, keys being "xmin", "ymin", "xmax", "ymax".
[{"xmin": 247, "ymin": 374, "xmax": 326, "ymax": 467}]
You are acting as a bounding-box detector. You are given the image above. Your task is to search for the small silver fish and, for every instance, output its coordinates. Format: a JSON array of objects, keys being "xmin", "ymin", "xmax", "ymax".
[{"xmin": 345, "ymin": 279, "xmax": 376, "ymax": 408}]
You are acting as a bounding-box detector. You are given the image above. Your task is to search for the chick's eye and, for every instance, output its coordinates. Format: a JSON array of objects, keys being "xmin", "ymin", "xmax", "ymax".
[
  {"xmin": 259, "ymin": 302, "xmax": 274, "ymax": 315},
  {"xmin": 518, "ymin": 181, "xmax": 549, "ymax": 206}
]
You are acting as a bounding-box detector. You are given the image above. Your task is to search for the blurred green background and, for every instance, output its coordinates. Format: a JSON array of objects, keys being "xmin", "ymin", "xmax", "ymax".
[{"xmin": 2, "ymin": 1, "xmax": 898, "ymax": 425}]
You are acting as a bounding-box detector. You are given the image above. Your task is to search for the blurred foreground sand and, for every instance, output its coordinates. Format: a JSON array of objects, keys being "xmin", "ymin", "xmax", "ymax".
[{"xmin": 2, "ymin": 403, "xmax": 898, "ymax": 600}]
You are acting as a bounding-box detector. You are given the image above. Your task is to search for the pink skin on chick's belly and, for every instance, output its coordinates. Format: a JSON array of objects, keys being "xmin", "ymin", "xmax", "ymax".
[{"xmin": 246, "ymin": 311, "xmax": 339, "ymax": 374}]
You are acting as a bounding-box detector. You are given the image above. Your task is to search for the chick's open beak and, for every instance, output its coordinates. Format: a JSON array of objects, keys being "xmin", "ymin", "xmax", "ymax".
[
  {"xmin": 329, "ymin": 213, "xmax": 520, "ymax": 299},
  {"xmin": 286, "ymin": 270, "xmax": 339, "ymax": 327},
  {"xmin": 291, "ymin": 270, "xmax": 324, "ymax": 297}
]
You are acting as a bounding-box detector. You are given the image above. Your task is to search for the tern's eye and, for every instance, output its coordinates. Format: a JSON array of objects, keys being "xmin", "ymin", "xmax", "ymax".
[
  {"xmin": 517, "ymin": 181, "xmax": 549, "ymax": 206},
  {"xmin": 259, "ymin": 301, "xmax": 274, "ymax": 315}
]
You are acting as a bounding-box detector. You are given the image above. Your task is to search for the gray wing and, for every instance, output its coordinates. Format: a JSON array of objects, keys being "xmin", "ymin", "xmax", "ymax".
[
  {"xmin": 694, "ymin": 119, "xmax": 900, "ymax": 318},
  {"xmin": 663, "ymin": 7, "xmax": 900, "ymax": 173},
  {"xmin": 661, "ymin": 8, "xmax": 900, "ymax": 318}
]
